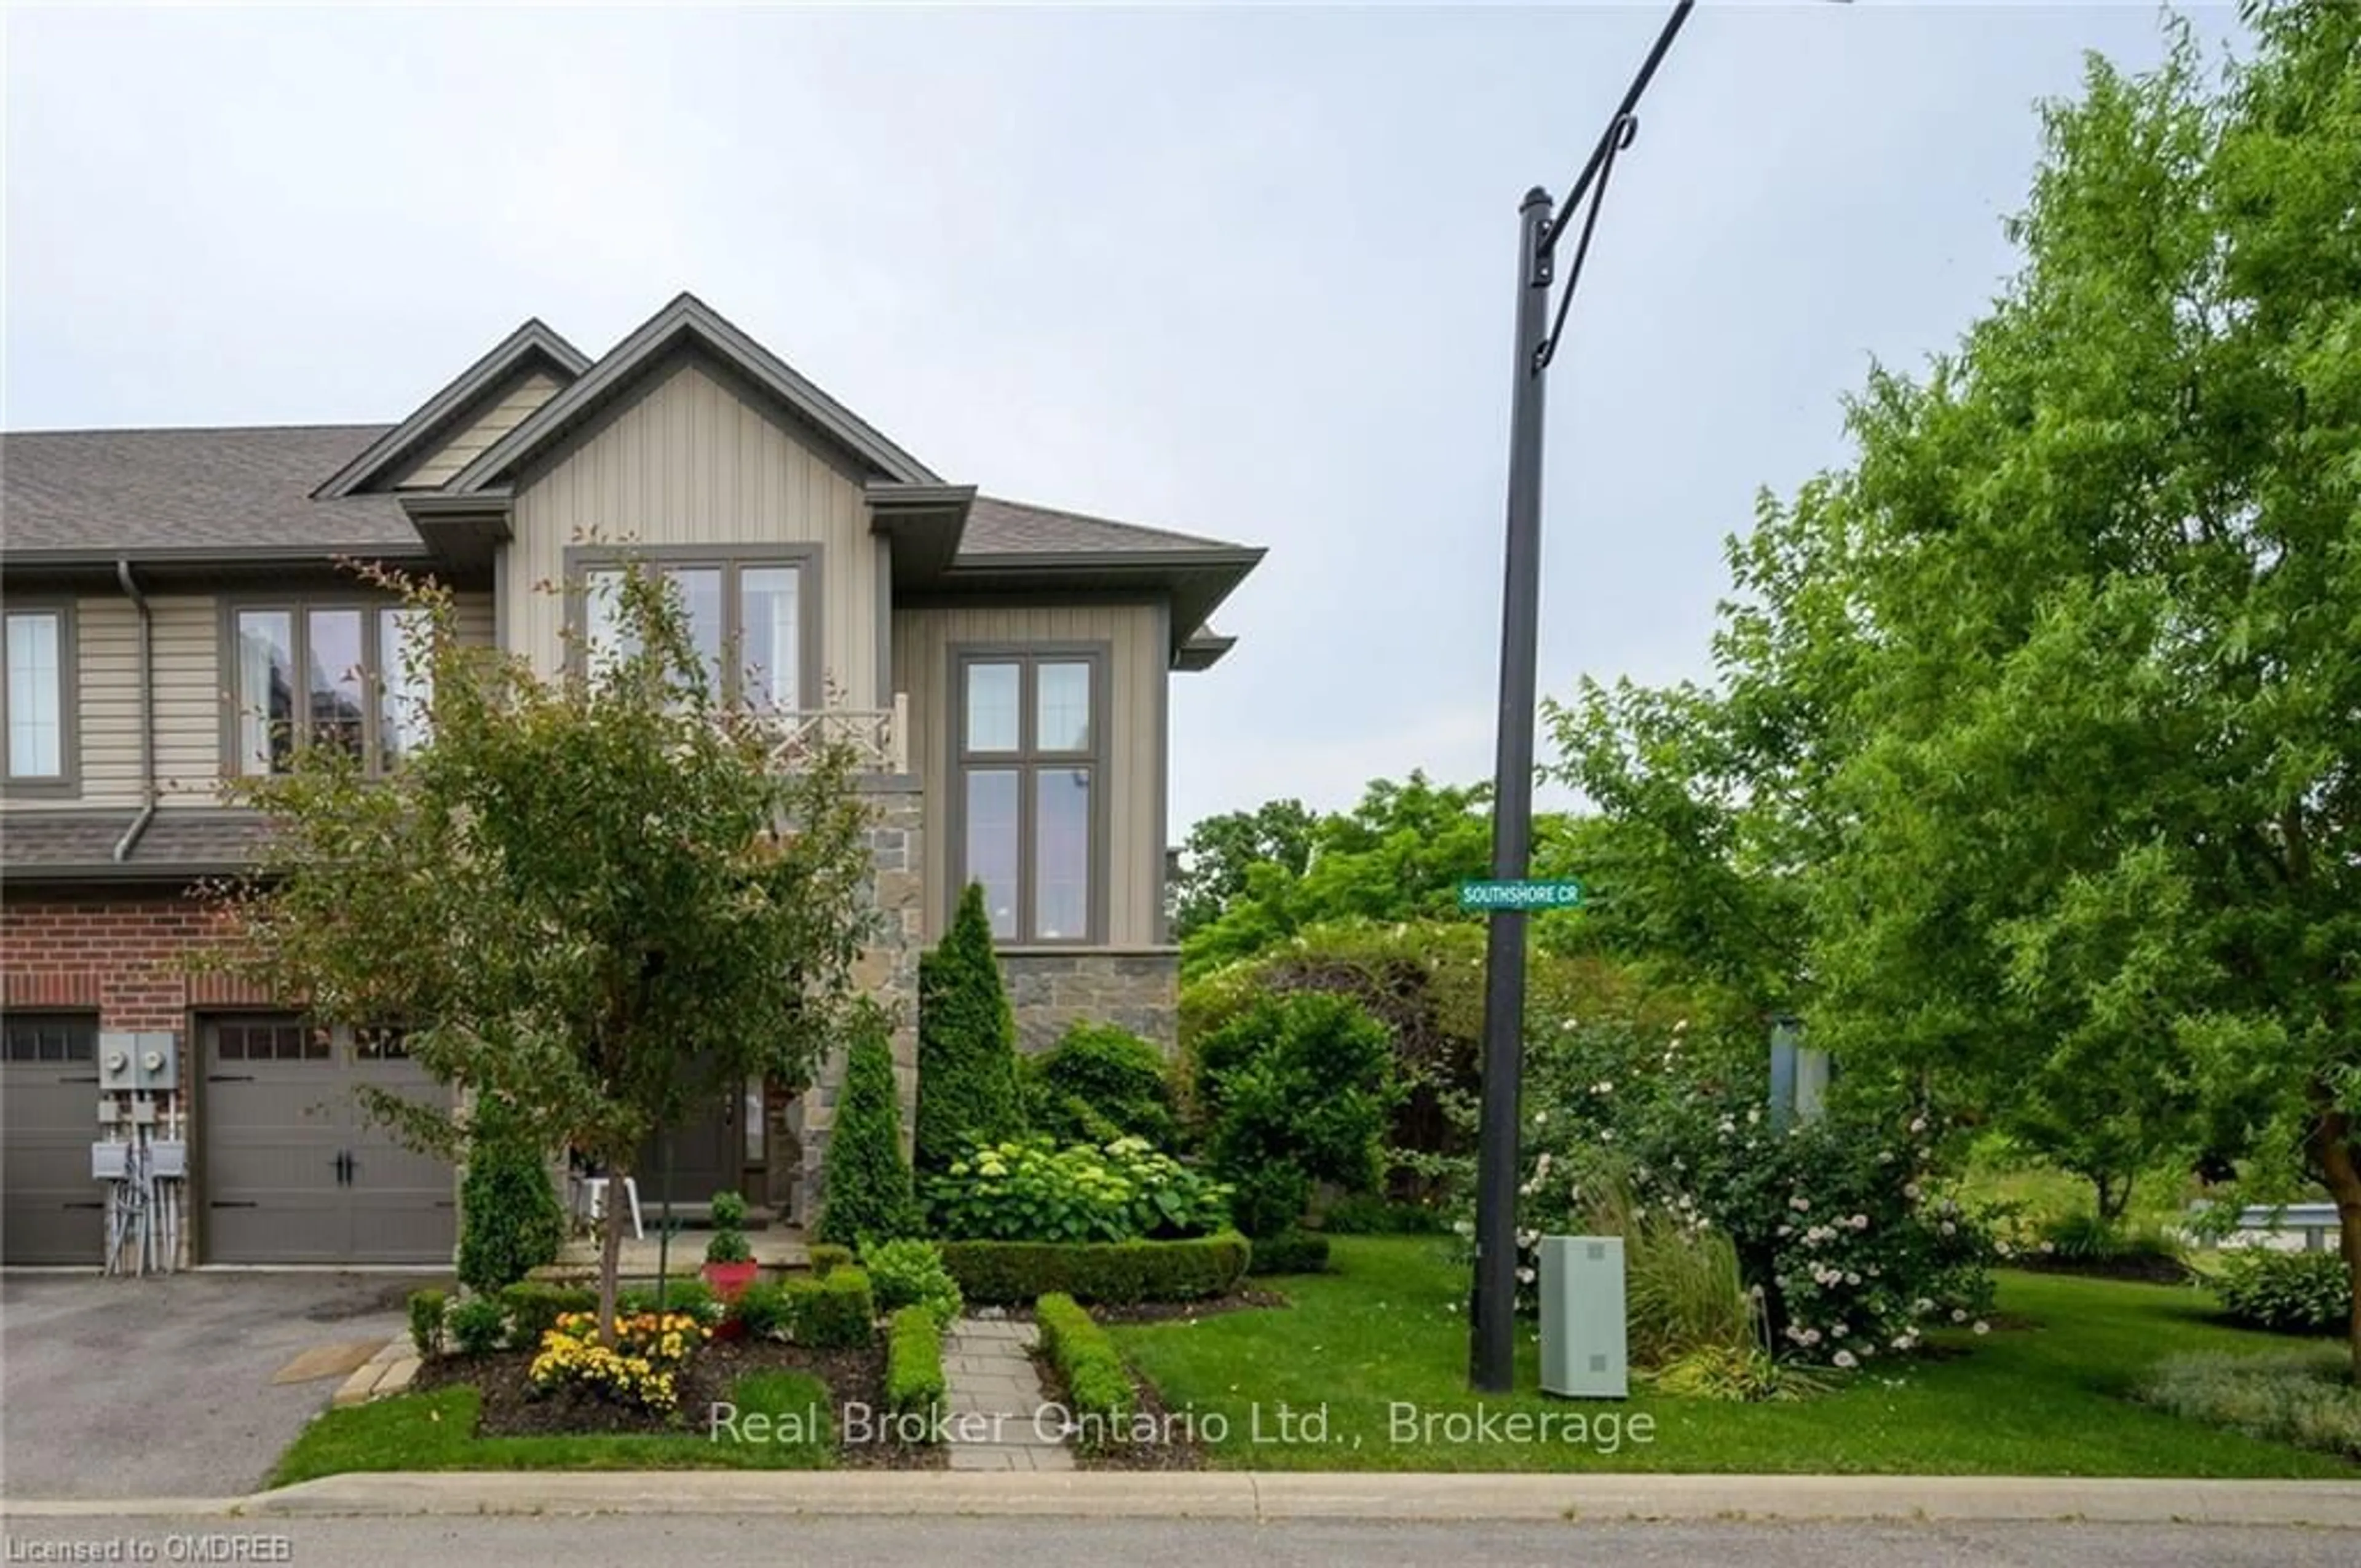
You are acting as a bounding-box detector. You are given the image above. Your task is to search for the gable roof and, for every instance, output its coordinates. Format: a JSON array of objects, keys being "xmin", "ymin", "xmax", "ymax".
[
  {"xmin": 448, "ymin": 293, "xmax": 939, "ymax": 493},
  {"xmin": 312, "ymin": 319, "xmax": 589, "ymax": 499},
  {"xmin": 0, "ymin": 424, "xmax": 420, "ymax": 561}
]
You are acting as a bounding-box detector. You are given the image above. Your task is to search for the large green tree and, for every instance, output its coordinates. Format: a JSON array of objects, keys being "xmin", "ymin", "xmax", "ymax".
[
  {"xmin": 1177, "ymin": 774, "xmax": 1595, "ymax": 977},
  {"xmin": 1555, "ymin": 3, "xmax": 2361, "ymax": 1369},
  {"xmin": 204, "ymin": 564, "xmax": 878, "ymax": 1336}
]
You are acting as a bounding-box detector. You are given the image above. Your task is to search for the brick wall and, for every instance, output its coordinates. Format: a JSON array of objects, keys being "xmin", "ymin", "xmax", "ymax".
[{"xmin": 0, "ymin": 889, "xmax": 276, "ymax": 1080}]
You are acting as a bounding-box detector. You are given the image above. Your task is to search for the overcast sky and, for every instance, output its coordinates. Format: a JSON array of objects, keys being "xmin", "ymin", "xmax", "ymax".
[{"xmin": 5, "ymin": 2, "xmax": 2243, "ymax": 834}]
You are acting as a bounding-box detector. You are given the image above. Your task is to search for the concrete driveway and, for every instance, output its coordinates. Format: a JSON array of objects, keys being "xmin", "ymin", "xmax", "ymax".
[{"xmin": 1, "ymin": 1270, "xmax": 443, "ymax": 1500}]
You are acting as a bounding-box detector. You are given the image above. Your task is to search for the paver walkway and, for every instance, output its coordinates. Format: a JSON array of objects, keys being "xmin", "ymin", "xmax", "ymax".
[{"xmin": 941, "ymin": 1317, "xmax": 1074, "ymax": 1472}]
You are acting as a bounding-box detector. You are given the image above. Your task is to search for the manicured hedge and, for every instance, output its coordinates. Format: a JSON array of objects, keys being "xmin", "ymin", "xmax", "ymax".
[
  {"xmin": 943, "ymin": 1232, "xmax": 1251, "ymax": 1305},
  {"xmin": 1244, "ymin": 1229, "xmax": 1330, "ymax": 1276},
  {"xmin": 884, "ymin": 1305, "xmax": 946, "ymax": 1428},
  {"xmin": 500, "ymin": 1281, "xmax": 596, "ymax": 1344},
  {"xmin": 408, "ymin": 1288, "xmax": 448, "ymax": 1360},
  {"xmin": 788, "ymin": 1266, "xmax": 877, "ymax": 1348},
  {"xmin": 809, "ymin": 1243, "xmax": 855, "ymax": 1279},
  {"xmin": 1036, "ymin": 1293, "xmax": 1131, "ymax": 1425}
]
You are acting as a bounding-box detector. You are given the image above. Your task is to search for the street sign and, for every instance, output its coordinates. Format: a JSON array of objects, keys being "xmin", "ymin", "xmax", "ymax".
[{"xmin": 1458, "ymin": 878, "xmax": 1584, "ymax": 912}]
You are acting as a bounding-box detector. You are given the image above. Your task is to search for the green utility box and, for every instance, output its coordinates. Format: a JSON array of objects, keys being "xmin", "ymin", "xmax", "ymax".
[{"xmin": 1538, "ymin": 1234, "xmax": 1628, "ymax": 1398}]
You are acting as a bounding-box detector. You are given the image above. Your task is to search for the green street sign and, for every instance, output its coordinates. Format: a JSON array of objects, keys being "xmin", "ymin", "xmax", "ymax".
[{"xmin": 1458, "ymin": 878, "xmax": 1584, "ymax": 912}]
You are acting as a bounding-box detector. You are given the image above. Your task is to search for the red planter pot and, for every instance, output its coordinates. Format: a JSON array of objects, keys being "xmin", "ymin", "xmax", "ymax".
[{"xmin": 703, "ymin": 1259, "xmax": 760, "ymax": 1301}]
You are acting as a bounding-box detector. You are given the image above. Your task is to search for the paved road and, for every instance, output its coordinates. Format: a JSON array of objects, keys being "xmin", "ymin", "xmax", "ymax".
[
  {"xmin": 2, "ymin": 1515, "xmax": 2355, "ymax": 1566},
  {"xmin": 0, "ymin": 1271, "xmax": 441, "ymax": 1499}
]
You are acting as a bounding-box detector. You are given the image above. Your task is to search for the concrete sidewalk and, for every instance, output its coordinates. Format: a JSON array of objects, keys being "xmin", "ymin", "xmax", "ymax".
[{"xmin": 11, "ymin": 1472, "xmax": 2357, "ymax": 1527}]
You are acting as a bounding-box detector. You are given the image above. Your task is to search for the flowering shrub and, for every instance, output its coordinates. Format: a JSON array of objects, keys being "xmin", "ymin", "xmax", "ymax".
[
  {"xmin": 528, "ymin": 1310, "xmax": 710, "ymax": 1414},
  {"xmin": 1511, "ymin": 1018, "xmax": 1998, "ymax": 1368},
  {"xmin": 927, "ymin": 1136, "xmax": 1232, "ymax": 1243}
]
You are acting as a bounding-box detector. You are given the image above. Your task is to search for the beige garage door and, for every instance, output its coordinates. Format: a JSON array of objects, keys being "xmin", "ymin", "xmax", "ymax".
[
  {"xmin": 1, "ymin": 1014, "xmax": 105, "ymax": 1265},
  {"xmin": 200, "ymin": 1016, "xmax": 456, "ymax": 1265}
]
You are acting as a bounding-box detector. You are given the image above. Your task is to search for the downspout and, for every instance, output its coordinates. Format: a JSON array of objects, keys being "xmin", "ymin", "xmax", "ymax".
[{"xmin": 111, "ymin": 558, "xmax": 157, "ymax": 863}]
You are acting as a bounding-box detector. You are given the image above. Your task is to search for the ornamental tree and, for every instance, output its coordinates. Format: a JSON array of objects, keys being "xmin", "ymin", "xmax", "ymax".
[{"xmin": 201, "ymin": 561, "xmax": 877, "ymax": 1337}]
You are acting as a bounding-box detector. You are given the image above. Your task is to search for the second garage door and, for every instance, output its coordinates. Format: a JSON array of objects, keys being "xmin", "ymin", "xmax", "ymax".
[{"xmin": 200, "ymin": 1015, "xmax": 456, "ymax": 1265}]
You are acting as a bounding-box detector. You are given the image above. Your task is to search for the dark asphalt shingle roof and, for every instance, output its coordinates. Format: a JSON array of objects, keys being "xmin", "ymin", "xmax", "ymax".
[
  {"xmin": 1, "ymin": 810, "xmax": 271, "ymax": 876},
  {"xmin": 0, "ymin": 426, "xmax": 1252, "ymax": 564},
  {"xmin": 1, "ymin": 425, "xmax": 417, "ymax": 557},
  {"xmin": 963, "ymin": 494, "xmax": 1252, "ymax": 557}
]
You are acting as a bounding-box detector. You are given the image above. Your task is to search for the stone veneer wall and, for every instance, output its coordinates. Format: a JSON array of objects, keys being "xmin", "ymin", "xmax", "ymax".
[
  {"xmin": 793, "ymin": 780, "xmax": 923, "ymax": 1224},
  {"xmin": 997, "ymin": 949, "xmax": 1181, "ymax": 1057}
]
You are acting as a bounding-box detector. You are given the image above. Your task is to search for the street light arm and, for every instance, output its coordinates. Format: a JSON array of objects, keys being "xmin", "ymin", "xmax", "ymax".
[
  {"xmin": 1535, "ymin": 113, "xmax": 1637, "ymax": 373},
  {"xmin": 1538, "ymin": 0, "xmax": 1696, "ymax": 264}
]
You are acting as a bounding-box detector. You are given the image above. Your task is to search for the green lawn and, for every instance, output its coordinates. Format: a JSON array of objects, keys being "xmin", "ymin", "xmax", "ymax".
[
  {"xmin": 1111, "ymin": 1237, "xmax": 2354, "ymax": 1476},
  {"xmin": 269, "ymin": 1369, "xmax": 831, "ymax": 1486}
]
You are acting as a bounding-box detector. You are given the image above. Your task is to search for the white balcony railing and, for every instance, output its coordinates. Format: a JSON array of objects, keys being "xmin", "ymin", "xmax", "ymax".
[{"xmin": 740, "ymin": 694, "xmax": 908, "ymax": 776}]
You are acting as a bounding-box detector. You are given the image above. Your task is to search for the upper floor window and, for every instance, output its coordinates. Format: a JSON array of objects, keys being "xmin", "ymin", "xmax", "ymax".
[
  {"xmin": 2, "ymin": 603, "xmax": 75, "ymax": 790},
  {"xmin": 955, "ymin": 650, "xmax": 1105, "ymax": 944},
  {"xmin": 230, "ymin": 601, "xmax": 428, "ymax": 776},
  {"xmin": 576, "ymin": 553, "xmax": 812, "ymax": 712}
]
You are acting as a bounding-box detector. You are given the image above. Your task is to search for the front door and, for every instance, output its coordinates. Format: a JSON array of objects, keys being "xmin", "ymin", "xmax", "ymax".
[
  {"xmin": 635, "ymin": 1080, "xmax": 739, "ymax": 1210},
  {"xmin": 200, "ymin": 1015, "xmax": 457, "ymax": 1264}
]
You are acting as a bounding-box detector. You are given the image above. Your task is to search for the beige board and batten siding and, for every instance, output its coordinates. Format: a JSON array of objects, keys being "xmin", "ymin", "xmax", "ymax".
[
  {"xmin": 505, "ymin": 357, "xmax": 882, "ymax": 710},
  {"xmin": 9, "ymin": 588, "xmax": 494, "ymax": 809},
  {"xmin": 893, "ymin": 601, "xmax": 1167, "ymax": 948},
  {"xmin": 394, "ymin": 371, "xmax": 564, "ymax": 491}
]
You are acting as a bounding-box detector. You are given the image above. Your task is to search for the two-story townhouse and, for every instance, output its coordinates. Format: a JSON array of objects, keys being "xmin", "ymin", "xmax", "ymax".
[{"xmin": 0, "ymin": 293, "xmax": 1260, "ymax": 1270}]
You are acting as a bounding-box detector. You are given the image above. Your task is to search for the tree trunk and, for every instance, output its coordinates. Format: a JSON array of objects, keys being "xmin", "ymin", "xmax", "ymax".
[
  {"xmin": 2094, "ymin": 1171, "xmax": 2129, "ymax": 1226},
  {"xmin": 596, "ymin": 1168, "xmax": 628, "ymax": 1344},
  {"xmin": 2311, "ymin": 1107, "xmax": 2361, "ymax": 1386}
]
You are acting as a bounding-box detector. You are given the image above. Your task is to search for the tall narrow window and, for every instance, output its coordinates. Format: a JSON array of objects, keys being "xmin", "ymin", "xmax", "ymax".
[
  {"xmin": 231, "ymin": 600, "xmax": 419, "ymax": 776},
  {"xmin": 955, "ymin": 651, "xmax": 1105, "ymax": 943},
  {"xmin": 2, "ymin": 607, "xmax": 69, "ymax": 785}
]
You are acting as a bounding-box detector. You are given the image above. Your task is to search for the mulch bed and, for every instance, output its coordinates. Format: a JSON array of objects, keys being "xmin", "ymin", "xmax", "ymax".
[
  {"xmin": 1029, "ymin": 1348, "xmax": 1206, "ymax": 1471},
  {"xmin": 984, "ymin": 1288, "xmax": 1289, "ymax": 1326},
  {"xmin": 412, "ymin": 1332, "xmax": 943, "ymax": 1468}
]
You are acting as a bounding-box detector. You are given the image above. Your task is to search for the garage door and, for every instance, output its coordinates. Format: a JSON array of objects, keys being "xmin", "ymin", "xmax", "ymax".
[
  {"xmin": 2, "ymin": 1014, "xmax": 105, "ymax": 1265},
  {"xmin": 201, "ymin": 1016, "xmax": 456, "ymax": 1265}
]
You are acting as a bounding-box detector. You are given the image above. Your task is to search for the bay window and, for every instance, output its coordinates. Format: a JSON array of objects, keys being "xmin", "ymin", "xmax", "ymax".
[{"xmin": 954, "ymin": 649, "xmax": 1106, "ymax": 944}]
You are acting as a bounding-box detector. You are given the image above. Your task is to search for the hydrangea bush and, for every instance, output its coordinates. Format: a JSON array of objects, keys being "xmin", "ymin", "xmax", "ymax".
[
  {"xmin": 1510, "ymin": 1018, "xmax": 1999, "ymax": 1368},
  {"xmin": 927, "ymin": 1135, "xmax": 1232, "ymax": 1244}
]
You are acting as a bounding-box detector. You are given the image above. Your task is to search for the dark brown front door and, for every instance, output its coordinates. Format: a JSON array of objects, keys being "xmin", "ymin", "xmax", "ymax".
[{"xmin": 635, "ymin": 1086, "xmax": 739, "ymax": 1209}]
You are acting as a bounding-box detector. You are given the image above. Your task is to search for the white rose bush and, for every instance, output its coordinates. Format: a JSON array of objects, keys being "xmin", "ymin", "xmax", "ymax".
[{"xmin": 1509, "ymin": 1018, "xmax": 1998, "ymax": 1369}]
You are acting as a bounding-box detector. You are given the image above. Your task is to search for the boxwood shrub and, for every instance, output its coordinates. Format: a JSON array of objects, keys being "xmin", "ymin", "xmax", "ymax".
[
  {"xmin": 943, "ymin": 1232, "xmax": 1250, "ymax": 1305},
  {"xmin": 788, "ymin": 1267, "xmax": 877, "ymax": 1348},
  {"xmin": 884, "ymin": 1305, "xmax": 946, "ymax": 1427},
  {"xmin": 500, "ymin": 1281, "xmax": 596, "ymax": 1345},
  {"xmin": 407, "ymin": 1288, "xmax": 448, "ymax": 1360},
  {"xmin": 730, "ymin": 1280, "xmax": 794, "ymax": 1340},
  {"xmin": 1036, "ymin": 1293, "xmax": 1132, "ymax": 1427},
  {"xmin": 1244, "ymin": 1229, "xmax": 1329, "ymax": 1276},
  {"xmin": 809, "ymin": 1243, "xmax": 855, "ymax": 1279},
  {"xmin": 448, "ymin": 1296, "xmax": 508, "ymax": 1357}
]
